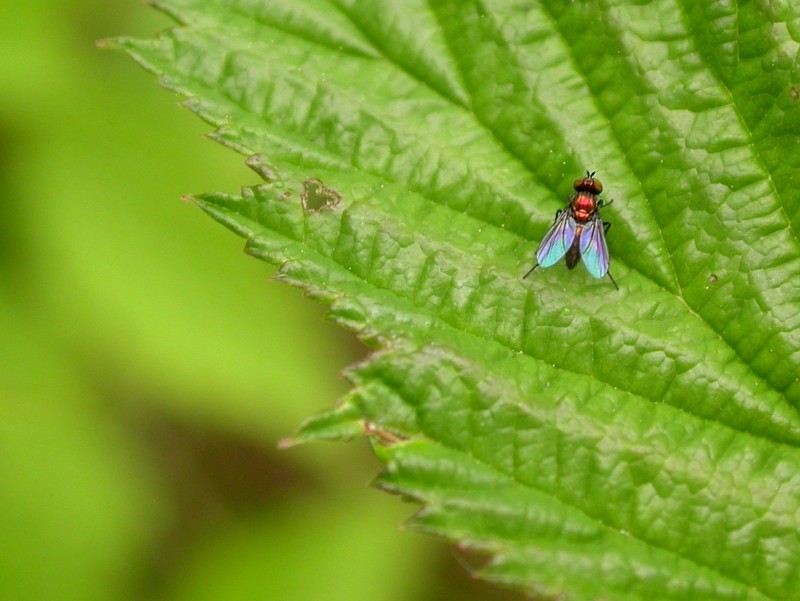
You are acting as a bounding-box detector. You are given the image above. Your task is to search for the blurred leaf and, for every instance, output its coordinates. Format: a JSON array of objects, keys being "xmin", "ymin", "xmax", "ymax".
[
  {"xmin": 115, "ymin": 1, "xmax": 800, "ymax": 599},
  {"xmin": 0, "ymin": 290, "xmax": 163, "ymax": 601},
  {"xmin": 168, "ymin": 491, "xmax": 431, "ymax": 601},
  {"xmin": 6, "ymin": 2, "xmax": 354, "ymax": 441}
]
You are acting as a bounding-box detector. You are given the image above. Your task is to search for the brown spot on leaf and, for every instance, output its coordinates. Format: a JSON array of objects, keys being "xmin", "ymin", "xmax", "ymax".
[
  {"xmin": 301, "ymin": 178, "xmax": 341, "ymax": 213},
  {"xmin": 363, "ymin": 421, "xmax": 405, "ymax": 445}
]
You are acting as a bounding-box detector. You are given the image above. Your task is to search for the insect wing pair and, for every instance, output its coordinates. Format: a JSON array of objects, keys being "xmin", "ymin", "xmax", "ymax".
[{"xmin": 536, "ymin": 209, "xmax": 610, "ymax": 278}]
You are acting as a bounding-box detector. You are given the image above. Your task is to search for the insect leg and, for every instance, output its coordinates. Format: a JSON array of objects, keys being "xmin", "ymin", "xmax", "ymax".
[{"xmin": 522, "ymin": 263, "xmax": 539, "ymax": 279}]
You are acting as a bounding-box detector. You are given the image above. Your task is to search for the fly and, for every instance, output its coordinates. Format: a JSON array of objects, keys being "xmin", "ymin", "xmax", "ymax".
[{"xmin": 524, "ymin": 171, "xmax": 618, "ymax": 289}]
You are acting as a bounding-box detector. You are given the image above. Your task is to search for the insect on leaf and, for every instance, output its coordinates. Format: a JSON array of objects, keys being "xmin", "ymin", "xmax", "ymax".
[{"xmin": 113, "ymin": 0, "xmax": 800, "ymax": 599}]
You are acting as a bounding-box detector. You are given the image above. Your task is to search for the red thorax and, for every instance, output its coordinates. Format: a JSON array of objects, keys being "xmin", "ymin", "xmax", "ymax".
[{"xmin": 571, "ymin": 191, "xmax": 598, "ymax": 222}]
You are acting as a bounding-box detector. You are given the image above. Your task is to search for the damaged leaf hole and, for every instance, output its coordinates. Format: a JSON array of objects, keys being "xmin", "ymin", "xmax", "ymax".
[
  {"xmin": 791, "ymin": 87, "xmax": 800, "ymax": 102},
  {"xmin": 301, "ymin": 178, "xmax": 341, "ymax": 213}
]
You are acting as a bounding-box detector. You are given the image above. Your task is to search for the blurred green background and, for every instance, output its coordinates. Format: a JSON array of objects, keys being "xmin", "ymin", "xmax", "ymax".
[{"xmin": 0, "ymin": 2, "xmax": 528, "ymax": 600}]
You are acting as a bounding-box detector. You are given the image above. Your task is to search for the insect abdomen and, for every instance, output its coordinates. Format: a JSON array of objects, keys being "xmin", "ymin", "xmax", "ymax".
[{"xmin": 565, "ymin": 237, "xmax": 581, "ymax": 269}]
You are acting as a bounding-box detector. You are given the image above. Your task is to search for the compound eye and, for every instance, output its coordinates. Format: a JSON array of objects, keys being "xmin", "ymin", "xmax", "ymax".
[{"xmin": 573, "ymin": 174, "xmax": 603, "ymax": 193}]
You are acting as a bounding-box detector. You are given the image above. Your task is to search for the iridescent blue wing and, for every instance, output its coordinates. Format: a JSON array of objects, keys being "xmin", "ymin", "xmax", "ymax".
[
  {"xmin": 578, "ymin": 214, "xmax": 610, "ymax": 278},
  {"xmin": 536, "ymin": 210, "xmax": 577, "ymax": 268}
]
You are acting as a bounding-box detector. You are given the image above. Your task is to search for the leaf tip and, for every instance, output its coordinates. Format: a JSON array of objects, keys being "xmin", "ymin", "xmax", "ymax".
[
  {"xmin": 277, "ymin": 435, "xmax": 299, "ymax": 450},
  {"xmin": 245, "ymin": 155, "xmax": 278, "ymax": 183},
  {"xmin": 290, "ymin": 403, "xmax": 364, "ymax": 445},
  {"xmin": 95, "ymin": 37, "xmax": 117, "ymax": 51}
]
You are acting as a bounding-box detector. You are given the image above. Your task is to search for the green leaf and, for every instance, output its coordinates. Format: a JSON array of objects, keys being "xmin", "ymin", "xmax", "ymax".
[{"xmin": 113, "ymin": 1, "xmax": 800, "ymax": 599}]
